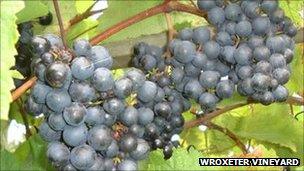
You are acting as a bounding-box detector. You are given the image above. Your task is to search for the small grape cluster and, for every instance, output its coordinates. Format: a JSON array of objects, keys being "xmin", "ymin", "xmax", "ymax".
[{"xmin": 12, "ymin": 12, "xmax": 53, "ymax": 87}]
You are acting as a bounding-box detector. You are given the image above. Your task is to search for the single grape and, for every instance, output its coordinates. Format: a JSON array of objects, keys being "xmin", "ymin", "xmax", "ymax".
[
  {"xmin": 47, "ymin": 142, "xmax": 70, "ymax": 167},
  {"xmin": 269, "ymin": 53, "xmax": 286, "ymax": 69},
  {"xmin": 71, "ymin": 57, "xmax": 94, "ymax": 80},
  {"xmin": 154, "ymin": 102, "xmax": 172, "ymax": 119},
  {"xmin": 138, "ymin": 107, "xmax": 154, "ymax": 126},
  {"xmin": 25, "ymin": 96, "xmax": 43, "ymax": 116},
  {"xmin": 73, "ymin": 39, "xmax": 92, "ymax": 57},
  {"xmin": 70, "ymin": 144, "xmax": 96, "ymax": 170},
  {"xmin": 119, "ymin": 134, "xmax": 138, "ymax": 152},
  {"xmin": 41, "ymin": 52, "xmax": 55, "ymax": 66},
  {"xmin": 272, "ymin": 68, "xmax": 290, "ymax": 84},
  {"xmin": 192, "ymin": 26, "xmax": 210, "ymax": 45},
  {"xmin": 63, "ymin": 124, "xmax": 88, "ymax": 147},
  {"xmin": 235, "ymin": 21, "xmax": 252, "ymax": 37},
  {"xmin": 234, "ymin": 45, "xmax": 252, "ymax": 65},
  {"xmin": 88, "ymin": 155, "xmax": 105, "ymax": 171},
  {"xmin": 197, "ymin": 0, "xmax": 216, "ymax": 11},
  {"xmin": 48, "ymin": 113, "xmax": 66, "ymax": 131},
  {"xmin": 126, "ymin": 68, "xmax": 146, "ymax": 90},
  {"xmin": 46, "ymin": 89, "xmax": 71, "ymax": 112},
  {"xmin": 39, "ymin": 12, "xmax": 53, "ymax": 25},
  {"xmin": 173, "ymin": 41, "xmax": 196, "ymax": 63},
  {"xmin": 45, "ymin": 62, "xmax": 70, "ymax": 88},
  {"xmin": 178, "ymin": 28, "xmax": 193, "ymax": 40},
  {"xmin": 216, "ymin": 31, "xmax": 233, "ymax": 46},
  {"xmin": 114, "ymin": 77, "xmax": 133, "ymax": 99},
  {"xmin": 119, "ymin": 106, "xmax": 139, "ymax": 126},
  {"xmin": 225, "ymin": 3, "xmax": 242, "ymax": 21},
  {"xmin": 272, "ymin": 85, "xmax": 288, "ymax": 102},
  {"xmin": 117, "ymin": 160, "xmax": 138, "ymax": 171},
  {"xmin": 130, "ymin": 139, "xmax": 150, "ymax": 160},
  {"xmin": 89, "ymin": 45, "xmax": 113, "ymax": 69},
  {"xmin": 216, "ymin": 80, "xmax": 234, "ymax": 99},
  {"xmin": 91, "ymin": 67, "xmax": 114, "ymax": 92},
  {"xmin": 171, "ymin": 67, "xmax": 185, "ymax": 84},
  {"xmin": 87, "ymin": 125, "xmax": 112, "ymax": 151},
  {"xmin": 137, "ymin": 81, "xmax": 157, "ymax": 102},
  {"xmin": 192, "ymin": 52, "xmax": 207, "ymax": 68},
  {"xmin": 221, "ymin": 46, "xmax": 236, "ymax": 64},
  {"xmin": 208, "ymin": 7, "xmax": 225, "ymax": 26},
  {"xmin": 251, "ymin": 73, "xmax": 271, "ymax": 91},
  {"xmin": 253, "ymin": 46, "xmax": 271, "ymax": 61},
  {"xmin": 199, "ymin": 92, "xmax": 218, "ymax": 110},
  {"xmin": 85, "ymin": 106, "xmax": 106, "ymax": 126},
  {"xmin": 105, "ymin": 140, "xmax": 119, "ymax": 158},
  {"xmin": 31, "ymin": 82, "xmax": 52, "ymax": 104},
  {"xmin": 204, "ymin": 41, "xmax": 221, "ymax": 59},
  {"xmin": 199, "ymin": 71, "xmax": 221, "ymax": 89},
  {"xmin": 39, "ymin": 121, "xmax": 61, "ymax": 142},
  {"xmin": 252, "ymin": 17, "xmax": 271, "ymax": 36},
  {"xmin": 63, "ymin": 102, "xmax": 87, "ymax": 126},
  {"xmin": 184, "ymin": 79, "xmax": 204, "ymax": 100},
  {"xmin": 69, "ymin": 81, "xmax": 97, "ymax": 103},
  {"xmin": 237, "ymin": 65, "xmax": 253, "ymax": 80},
  {"xmin": 103, "ymin": 98, "xmax": 125, "ymax": 115},
  {"xmin": 31, "ymin": 36, "xmax": 51, "ymax": 55}
]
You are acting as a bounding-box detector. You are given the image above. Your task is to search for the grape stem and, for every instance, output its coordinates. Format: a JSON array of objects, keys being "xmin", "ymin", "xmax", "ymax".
[
  {"xmin": 205, "ymin": 122, "xmax": 248, "ymax": 155},
  {"xmin": 11, "ymin": 77, "xmax": 37, "ymax": 101},
  {"xmin": 185, "ymin": 96, "xmax": 304, "ymax": 129},
  {"xmin": 89, "ymin": 0, "xmax": 206, "ymax": 45},
  {"xmin": 53, "ymin": 0, "xmax": 68, "ymax": 49}
]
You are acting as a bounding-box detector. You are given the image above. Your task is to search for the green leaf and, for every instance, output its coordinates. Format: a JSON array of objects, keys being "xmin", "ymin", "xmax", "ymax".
[
  {"xmin": 139, "ymin": 148, "xmax": 205, "ymax": 170},
  {"xmin": 180, "ymin": 127, "xmax": 207, "ymax": 150},
  {"xmin": 16, "ymin": 1, "xmax": 49, "ymax": 24},
  {"xmin": 13, "ymin": 134, "xmax": 54, "ymax": 171},
  {"xmin": 286, "ymin": 45, "xmax": 304, "ymax": 93},
  {"xmin": 0, "ymin": 1, "xmax": 24, "ymax": 120},
  {"xmin": 75, "ymin": 1, "xmax": 94, "ymax": 13},
  {"xmin": 234, "ymin": 104, "xmax": 302, "ymax": 152},
  {"xmin": 0, "ymin": 149, "xmax": 21, "ymax": 170},
  {"xmin": 96, "ymin": 1, "xmax": 204, "ymax": 44},
  {"xmin": 279, "ymin": 1, "xmax": 304, "ymax": 27},
  {"xmin": 10, "ymin": 70, "xmax": 24, "ymax": 79},
  {"xmin": 66, "ymin": 19, "xmax": 98, "ymax": 45}
]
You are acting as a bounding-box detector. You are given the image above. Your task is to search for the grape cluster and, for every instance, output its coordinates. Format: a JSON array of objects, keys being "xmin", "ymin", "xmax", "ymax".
[
  {"xmin": 12, "ymin": 12, "xmax": 53, "ymax": 87},
  {"xmin": 26, "ymin": 33, "xmax": 186, "ymax": 169}
]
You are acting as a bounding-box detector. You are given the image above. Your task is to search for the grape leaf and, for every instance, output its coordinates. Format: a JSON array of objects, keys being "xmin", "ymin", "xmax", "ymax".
[
  {"xmin": 233, "ymin": 104, "xmax": 302, "ymax": 152},
  {"xmin": 0, "ymin": 1, "xmax": 24, "ymax": 120},
  {"xmin": 75, "ymin": 1, "xmax": 95, "ymax": 13},
  {"xmin": 16, "ymin": 1, "xmax": 49, "ymax": 24},
  {"xmin": 279, "ymin": 1, "xmax": 304, "ymax": 27},
  {"xmin": 0, "ymin": 149, "xmax": 21, "ymax": 170},
  {"xmin": 13, "ymin": 134, "xmax": 54, "ymax": 171},
  {"xmin": 95, "ymin": 1, "xmax": 203, "ymax": 44},
  {"xmin": 286, "ymin": 44, "xmax": 304, "ymax": 93}
]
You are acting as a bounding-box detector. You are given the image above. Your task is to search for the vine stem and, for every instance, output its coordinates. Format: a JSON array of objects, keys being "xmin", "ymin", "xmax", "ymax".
[
  {"xmin": 11, "ymin": 77, "xmax": 37, "ymax": 101},
  {"xmin": 53, "ymin": 0, "xmax": 68, "ymax": 49},
  {"xmin": 89, "ymin": 0, "xmax": 205, "ymax": 45},
  {"xmin": 205, "ymin": 122, "xmax": 248, "ymax": 155}
]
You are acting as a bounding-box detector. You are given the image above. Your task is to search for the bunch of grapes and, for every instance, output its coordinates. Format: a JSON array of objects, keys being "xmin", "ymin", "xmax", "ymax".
[{"xmin": 12, "ymin": 12, "xmax": 53, "ymax": 87}]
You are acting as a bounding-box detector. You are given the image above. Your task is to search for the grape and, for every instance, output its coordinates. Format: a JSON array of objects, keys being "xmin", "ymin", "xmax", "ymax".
[
  {"xmin": 71, "ymin": 57, "xmax": 94, "ymax": 80},
  {"xmin": 222, "ymin": 21, "xmax": 236, "ymax": 35},
  {"xmin": 178, "ymin": 28, "xmax": 193, "ymax": 40},
  {"xmin": 130, "ymin": 124, "xmax": 145, "ymax": 138},
  {"xmin": 225, "ymin": 3, "xmax": 242, "ymax": 21},
  {"xmin": 184, "ymin": 79, "xmax": 204, "ymax": 100},
  {"xmin": 31, "ymin": 82, "xmax": 52, "ymax": 104},
  {"xmin": 273, "ymin": 85, "xmax": 288, "ymax": 102},
  {"xmin": 192, "ymin": 26, "xmax": 210, "ymax": 45},
  {"xmin": 105, "ymin": 140, "xmax": 119, "ymax": 158},
  {"xmin": 252, "ymin": 17, "xmax": 271, "ymax": 36},
  {"xmin": 138, "ymin": 107, "xmax": 154, "ymax": 125},
  {"xmin": 137, "ymin": 81, "xmax": 157, "ymax": 102},
  {"xmin": 261, "ymin": 0, "xmax": 278, "ymax": 14},
  {"xmin": 266, "ymin": 36, "xmax": 286, "ymax": 53},
  {"xmin": 199, "ymin": 92, "xmax": 218, "ymax": 110},
  {"xmin": 228, "ymin": 70, "xmax": 239, "ymax": 84},
  {"xmin": 283, "ymin": 48, "xmax": 294, "ymax": 64},
  {"xmin": 63, "ymin": 102, "xmax": 86, "ymax": 126},
  {"xmin": 104, "ymin": 112, "xmax": 117, "ymax": 126},
  {"xmin": 48, "ymin": 113, "xmax": 66, "ymax": 131},
  {"xmin": 169, "ymin": 39, "xmax": 182, "ymax": 54},
  {"xmin": 208, "ymin": 7, "xmax": 225, "ymax": 26},
  {"xmin": 171, "ymin": 67, "xmax": 184, "ymax": 84},
  {"xmin": 47, "ymin": 142, "xmax": 69, "ymax": 167},
  {"xmin": 270, "ymin": 8, "xmax": 285, "ymax": 24},
  {"xmin": 39, "ymin": 12, "xmax": 53, "ymax": 25},
  {"xmin": 90, "ymin": 45, "xmax": 113, "ymax": 69},
  {"xmin": 145, "ymin": 123, "xmax": 159, "ymax": 138},
  {"xmin": 140, "ymin": 54, "xmax": 157, "ymax": 71},
  {"xmin": 32, "ymin": 36, "xmax": 51, "ymax": 55},
  {"xmin": 242, "ymin": 1, "xmax": 259, "ymax": 18},
  {"xmin": 248, "ymin": 36, "xmax": 264, "ymax": 49},
  {"xmin": 285, "ymin": 25, "xmax": 297, "ymax": 37},
  {"xmin": 216, "ymin": 61, "xmax": 230, "ymax": 76},
  {"xmin": 119, "ymin": 106, "xmax": 138, "ymax": 126},
  {"xmin": 234, "ymin": 45, "xmax": 252, "ymax": 65},
  {"xmin": 163, "ymin": 144, "xmax": 173, "ymax": 160},
  {"xmin": 134, "ymin": 42, "xmax": 148, "ymax": 56},
  {"xmin": 157, "ymin": 76, "xmax": 170, "ymax": 88},
  {"xmin": 221, "ymin": 46, "xmax": 236, "ymax": 64},
  {"xmin": 154, "ymin": 102, "xmax": 172, "ymax": 119},
  {"xmin": 173, "ymin": 41, "xmax": 196, "ymax": 63},
  {"xmin": 39, "ymin": 121, "xmax": 61, "ymax": 142},
  {"xmin": 46, "ymin": 89, "xmax": 71, "ymax": 112},
  {"xmin": 89, "ymin": 156, "xmax": 105, "ymax": 171},
  {"xmin": 70, "ymin": 144, "xmax": 96, "ymax": 170},
  {"xmin": 62, "ymin": 163, "xmax": 77, "ymax": 171},
  {"xmin": 34, "ymin": 62, "xmax": 46, "ymax": 82},
  {"xmin": 237, "ymin": 78, "xmax": 255, "ymax": 96},
  {"xmin": 155, "ymin": 87, "xmax": 165, "ymax": 102},
  {"xmin": 73, "ymin": 39, "xmax": 91, "ymax": 57},
  {"xmin": 63, "ymin": 124, "xmax": 88, "ymax": 147},
  {"xmin": 253, "ymin": 46, "xmax": 271, "ymax": 61},
  {"xmin": 91, "ymin": 67, "xmax": 114, "ymax": 92},
  {"xmin": 119, "ymin": 134, "xmax": 138, "ymax": 152},
  {"xmin": 130, "ymin": 139, "xmax": 150, "ymax": 160},
  {"xmin": 269, "ymin": 53, "xmax": 286, "ymax": 69},
  {"xmin": 114, "ymin": 77, "xmax": 133, "ymax": 98},
  {"xmin": 216, "ymin": 31, "xmax": 233, "ymax": 46},
  {"xmin": 251, "ymin": 73, "xmax": 271, "ymax": 91},
  {"xmin": 273, "ymin": 68, "xmax": 290, "ymax": 84},
  {"xmin": 43, "ymin": 34, "xmax": 63, "ymax": 49},
  {"xmin": 192, "ymin": 52, "xmax": 207, "ymax": 68},
  {"xmin": 87, "ymin": 125, "xmax": 112, "ymax": 151},
  {"xmin": 197, "ymin": 0, "xmax": 216, "ymax": 11},
  {"xmin": 85, "ymin": 106, "xmax": 106, "ymax": 126},
  {"xmin": 26, "ymin": 96, "xmax": 43, "ymax": 116},
  {"xmin": 237, "ymin": 65, "xmax": 253, "ymax": 80},
  {"xmin": 185, "ymin": 63, "xmax": 201, "ymax": 77},
  {"xmin": 45, "ymin": 62, "xmax": 70, "ymax": 88},
  {"xmin": 199, "ymin": 71, "xmax": 221, "ymax": 89},
  {"xmin": 103, "ymin": 98, "xmax": 125, "ymax": 115},
  {"xmin": 171, "ymin": 115, "xmax": 184, "ymax": 128},
  {"xmin": 126, "ymin": 68, "xmax": 146, "ymax": 90},
  {"xmin": 216, "ymin": 80, "xmax": 234, "ymax": 99},
  {"xmin": 104, "ymin": 159, "xmax": 115, "ymax": 171},
  {"xmin": 204, "ymin": 41, "xmax": 221, "ymax": 59},
  {"xmin": 69, "ymin": 81, "xmax": 97, "ymax": 103},
  {"xmin": 255, "ymin": 60, "xmax": 272, "ymax": 74},
  {"xmin": 117, "ymin": 160, "xmax": 138, "ymax": 171},
  {"xmin": 41, "ymin": 52, "xmax": 55, "ymax": 66},
  {"xmin": 235, "ymin": 21, "xmax": 252, "ymax": 37},
  {"xmin": 146, "ymin": 44, "xmax": 162, "ymax": 60}
]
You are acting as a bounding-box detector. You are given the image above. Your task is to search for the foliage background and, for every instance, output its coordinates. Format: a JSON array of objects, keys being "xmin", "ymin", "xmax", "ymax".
[{"xmin": 0, "ymin": 0, "xmax": 303, "ymax": 170}]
